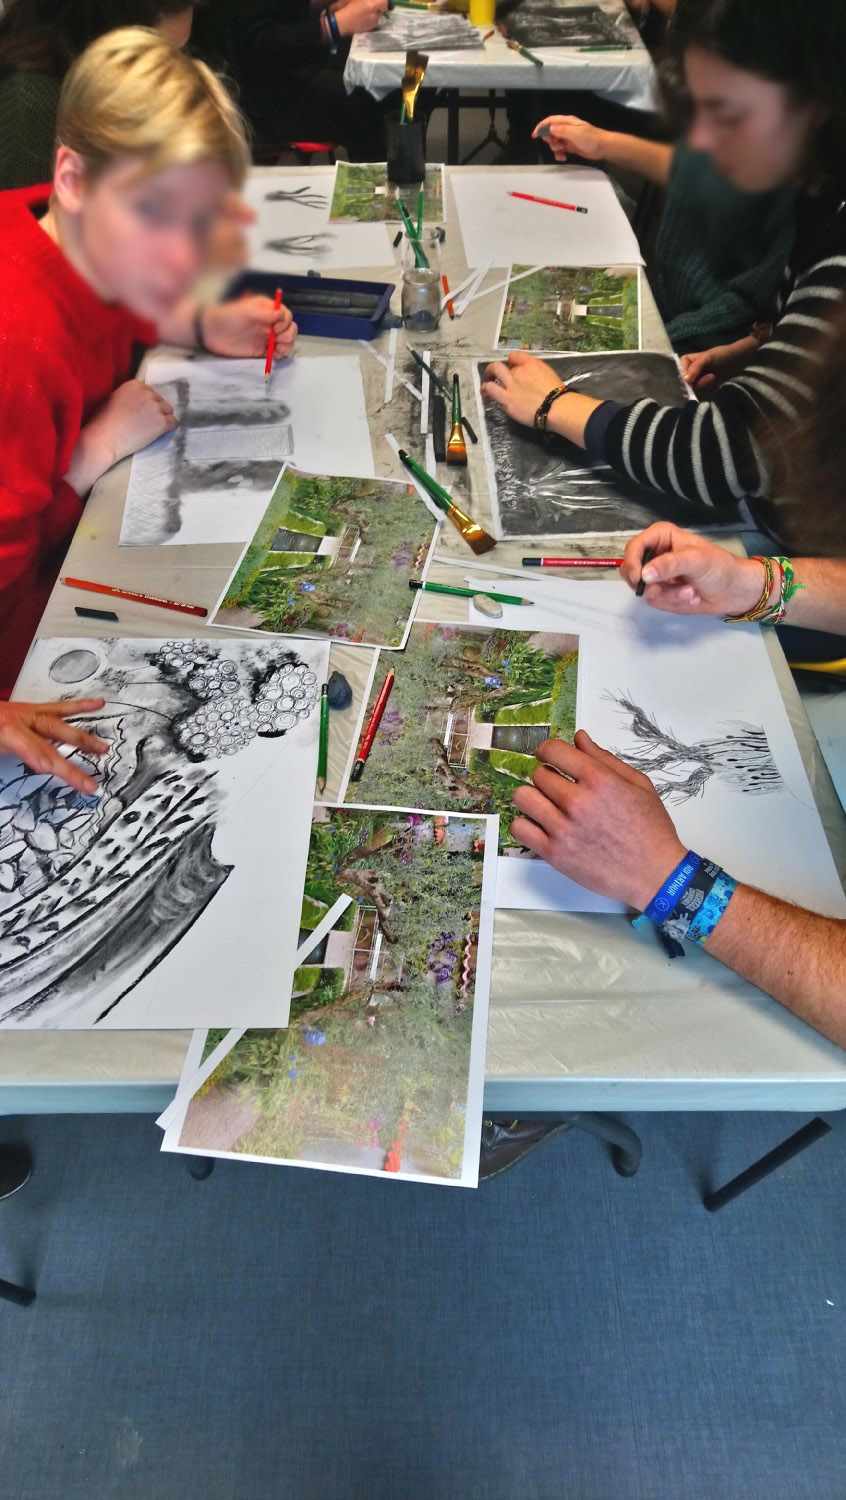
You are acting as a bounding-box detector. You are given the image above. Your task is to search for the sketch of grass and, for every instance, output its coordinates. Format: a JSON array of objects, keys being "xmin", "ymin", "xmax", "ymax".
[
  {"xmin": 497, "ymin": 265, "xmax": 640, "ymax": 353},
  {"xmin": 343, "ymin": 622, "xmax": 579, "ymax": 851},
  {"xmin": 330, "ymin": 162, "xmax": 445, "ymax": 224},
  {"xmin": 176, "ymin": 804, "xmax": 494, "ymax": 1182},
  {"xmin": 499, "ymin": 0, "xmax": 619, "ymax": 48},
  {"xmin": 212, "ymin": 467, "xmax": 437, "ymax": 648},
  {"xmin": 609, "ymin": 692, "xmax": 784, "ymax": 804}
]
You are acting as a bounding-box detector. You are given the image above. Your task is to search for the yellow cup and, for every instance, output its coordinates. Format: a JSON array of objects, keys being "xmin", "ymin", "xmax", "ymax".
[{"xmin": 468, "ymin": 0, "xmax": 496, "ymax": 25}]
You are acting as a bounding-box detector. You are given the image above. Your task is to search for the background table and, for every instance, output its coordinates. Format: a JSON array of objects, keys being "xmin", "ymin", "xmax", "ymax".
[
  {"xmin": 2, "ymin": 165, "xmax": 845, "ymax": 1122},
  {"xmin": 345, "ymin": 0, "xmax": 655, "ymax": 161}
]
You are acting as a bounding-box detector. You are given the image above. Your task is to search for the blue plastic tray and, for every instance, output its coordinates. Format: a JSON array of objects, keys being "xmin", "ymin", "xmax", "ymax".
[{"xmin": 223, "ymin": 270, "xmax": 395, "ymax": 341}]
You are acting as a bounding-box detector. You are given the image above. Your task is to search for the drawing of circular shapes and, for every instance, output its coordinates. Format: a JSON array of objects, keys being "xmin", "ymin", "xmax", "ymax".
[{"xmin": 49, "ymin": 647, "xmax": 102, "ymax": 684}]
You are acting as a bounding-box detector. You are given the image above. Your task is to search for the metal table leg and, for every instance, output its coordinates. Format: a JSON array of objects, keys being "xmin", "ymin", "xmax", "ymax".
[{"xmin": 703, "ymin": 1116, "xmax": 834, "ymax": 1212}]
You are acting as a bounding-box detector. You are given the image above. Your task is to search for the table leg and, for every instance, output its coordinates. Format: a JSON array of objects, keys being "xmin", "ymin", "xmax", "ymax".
[
  {"xmin": 573, "ymin": 1113, "xmax": 643, "ymax": 1177},
  {"xmin": 703, "ymin": 1116, "xmax": 833, "ymax": 1212},
  {"xmin": 446, "ymin": 90, "xmax": 460, "ymax": 166},
  {"xmin": 186, "ymin": 1157, "xmax": 215, "ymax": 1181},
  {"xmin": 0, "ymin": 1275, "xmax": 35, "ymax": 1308}
]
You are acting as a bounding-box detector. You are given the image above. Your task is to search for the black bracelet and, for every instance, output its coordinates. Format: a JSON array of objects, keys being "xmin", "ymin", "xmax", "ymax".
[
  {"xmin": 194, "ymin": 305, "xmax": 209, "ymax": 352},
  {"xmin": 533, "ymin": 385, "xmax": 567, "ymax": 434}
]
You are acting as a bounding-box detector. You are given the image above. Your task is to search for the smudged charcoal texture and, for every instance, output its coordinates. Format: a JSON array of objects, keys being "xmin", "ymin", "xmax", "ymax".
[{"xmin": 327, "ymin": 671, "xmax": 353, "ymax": 710}]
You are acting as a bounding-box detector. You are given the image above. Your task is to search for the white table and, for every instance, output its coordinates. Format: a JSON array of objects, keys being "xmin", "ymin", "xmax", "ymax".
[
  {"xmin": 2, "ymin": 165, "xmax": 845, "ymax": 1122},
  {"xmin": 345, "ymin": 1, "xmax": 655, "ymax": 161}
]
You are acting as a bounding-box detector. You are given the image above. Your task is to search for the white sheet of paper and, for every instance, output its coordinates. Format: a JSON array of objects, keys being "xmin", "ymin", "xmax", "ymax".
[
  {"xmin": 120, "ymin": 356, "xmax": 375, "ymax": 548},
  {"xmin": 241, "ymin": 173, "xmax": 395, "ymax": 272},
  {"xmin": 452, "ymin": 168, "xmax": 644, "ymax": 269},
  {"xmin": 0, "ymin": 634, "xmax": 331, "ymax": 1028},
  {"xmin": 162, "ymin": 804, "xmax": 498, "ymax": 1188},
  {"xmin": 467, "ymin": 580, "xmax": 846, "ymax": 918}
]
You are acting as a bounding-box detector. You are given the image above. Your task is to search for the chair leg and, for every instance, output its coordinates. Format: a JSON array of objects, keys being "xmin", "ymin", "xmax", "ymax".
[
  {"xmin": 573, "ymin": 1113, "xmax": 643, "ymax": 1177},
  {"xmin": 703, "ymin": 1116, "xmax": 832, "ymax": 1212},
  {"xmin": 0, "ymin": 1276, "xmax": 35, "ymax": 1308}
]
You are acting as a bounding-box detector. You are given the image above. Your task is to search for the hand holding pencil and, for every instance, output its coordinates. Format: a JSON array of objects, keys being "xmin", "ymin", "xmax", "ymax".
[{"xmin": 197, "ymin": 293, "xmax": 297, "ymax": 362}]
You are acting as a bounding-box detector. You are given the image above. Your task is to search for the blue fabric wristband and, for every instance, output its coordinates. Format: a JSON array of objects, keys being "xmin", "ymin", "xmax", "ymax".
[
  {"xmin": 643, "ymin": 852, "xmax": 702, "ymax": 923},
  {"xmin": 686, "ymin": 871, "xmax": 738, "ymax": 945}
]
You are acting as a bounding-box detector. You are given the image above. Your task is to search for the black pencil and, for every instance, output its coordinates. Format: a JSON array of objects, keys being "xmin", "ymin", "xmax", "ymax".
[{"xmin": 636, "ymin": 546, "xmax": 655, "ymax": 598}]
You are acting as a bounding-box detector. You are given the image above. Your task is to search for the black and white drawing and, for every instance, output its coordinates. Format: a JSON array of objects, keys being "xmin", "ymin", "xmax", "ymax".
[
  {"xmin": 609, "ymin": 693, "xmax": 784, "ymax": 804},
  {"xmin": 499, "ymin": 1, "xmax": 620, "ymax": 50},
  {"xmin": 241, "ymin": 172, "xmax": 395, "ymax": 273},
  {"xmin": 0, "ymin": 635, "xmax": 329, "ymax": 1029},
  {"xmin": 120, "ymin": 355, "xmax": 375, "ymax": 548},
  {"xmin": 474, "ymin": 351, "xmax": 735, "ymax": 539}
]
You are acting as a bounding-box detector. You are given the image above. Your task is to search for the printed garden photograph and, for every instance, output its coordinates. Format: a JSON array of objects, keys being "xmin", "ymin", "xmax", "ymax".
[
  {"xmin": 212, "ymin": 467, "xmax": 436, "ymax": 648},
  {"xmin": 330, "ymin": 162, "xmax": 445, "ymax": 223},
  {"xmin": 344, "ymin": 623, "xmax": 579, "ymax": 851},
  {"xmin": 497, "ymin": 265, "xmax": 640, "ymax": 353},
  {"xmin": 175, "ymin": 805, "xmax": 494, "ymax": 1182}
]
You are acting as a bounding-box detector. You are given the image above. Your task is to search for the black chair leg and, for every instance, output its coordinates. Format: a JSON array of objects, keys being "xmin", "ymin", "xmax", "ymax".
[
  {"xmin": 186, "ymin": 1156, "xmax": 215, "ymax": 1181},
  {"xmin": 0, "ymin": 1276, "xmax": 35, "ymax": 1308},
  {"xmin": 703, "ymin": 1116, "xmax": 832, "ymax": 1212}
]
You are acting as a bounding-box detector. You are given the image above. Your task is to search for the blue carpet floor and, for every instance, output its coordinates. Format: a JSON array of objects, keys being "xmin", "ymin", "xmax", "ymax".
[{"xmin": 1, "ymin": 1110, "xmax": 845, "ymax": 1500}]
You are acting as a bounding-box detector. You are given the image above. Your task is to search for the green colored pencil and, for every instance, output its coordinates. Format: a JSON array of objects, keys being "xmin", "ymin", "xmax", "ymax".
[
  {"xmin": 416, "ymin": 186, "xmax": 424, "ymax": 237},
  {"xmin": 409, "ymin": 580, "xmax": 528, "ymax": 606},
  {"xmin": 317, "ymin": 682, "xmax": 329, "ymax": 793}
]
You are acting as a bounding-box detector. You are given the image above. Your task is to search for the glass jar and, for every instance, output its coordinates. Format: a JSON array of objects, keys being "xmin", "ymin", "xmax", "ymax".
[{"xmin": 401, "ymin": 229, "xmax": 442, "ymax": 334}]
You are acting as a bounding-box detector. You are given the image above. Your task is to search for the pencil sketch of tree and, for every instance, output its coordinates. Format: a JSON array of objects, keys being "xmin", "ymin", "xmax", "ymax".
[
  {"xmin": 0, "ymin": 638, "xmax": 321, "ymax": 1027},
  {"xmin": 609, "ymin": 692, "xmax": 784, "ymax": 804}
]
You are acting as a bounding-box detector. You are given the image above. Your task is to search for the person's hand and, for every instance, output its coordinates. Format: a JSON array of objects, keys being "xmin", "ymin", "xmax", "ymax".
[
  {"xmin": 66, "ymin": 380, "xmax": 178, "ymax": 493},
  {"xmin": 532, "ymin": 115, "xmax": 608, "ymax": 163},
  {"xmin": 332, "ymin": 0, "xmax": 388, "ymax": 36},
  {"xmin": 679, "ymin": 338, "xmax": 751, "ymax": 395},
  {"xmin": 207, "ymin": 192, "xmax": 257, "ymax": 272},
  {"xmin": 511, "ymin": 732, "xmax": 687, "ymax": 911},
  {"xmin": 480, "ymin": 351, "xmax": 565, "ymax": 428},
  {"xmin": 621, "ymin": 523, "xmax": 771, "ymax": 616},
  {"xmin": 0, "ymin": 699, "xmax": 109, "ymax": 795},
  {"xmin": 201, "ymin": 295, "xmax": 297, "ymax": 361}
]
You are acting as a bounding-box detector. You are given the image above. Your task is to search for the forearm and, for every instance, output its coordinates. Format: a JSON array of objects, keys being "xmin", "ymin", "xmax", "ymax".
[
  {"xmin": 157, "ymin": 298, "xmax": 202, "ymax": 351},
  {"xmin": 64, "ymin": 427, "xmax": 115, "ymax": 496},
  {"xmin": 777, "ymin": 559, "xmax": 846, "ymax": 634},
  {"xmin": 544, "ymin": 391, "xmax": 602, "ymax": 448},
  {"xmin": 601, "ymin": 133, "xmax": 673, "ymax": 186},
  {"xmin": 704, "ymin": 884, "xmax": 846, "ymax": 1048}
]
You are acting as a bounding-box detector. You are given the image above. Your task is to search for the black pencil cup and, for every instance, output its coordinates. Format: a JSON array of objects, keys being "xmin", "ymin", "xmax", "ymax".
[{"xmin": 386, "ymin": 112, "xmax": 427, "ymax": 187}]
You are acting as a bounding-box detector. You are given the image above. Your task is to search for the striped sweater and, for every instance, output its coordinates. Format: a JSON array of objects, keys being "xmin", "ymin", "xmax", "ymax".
[{"xmin": 584, "ymin": 191, "xmax": 846, "ymax": 511}]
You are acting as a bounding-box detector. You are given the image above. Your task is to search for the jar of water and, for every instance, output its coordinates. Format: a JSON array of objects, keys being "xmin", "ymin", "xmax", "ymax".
[{"xmin": 401, "ymin": 228, "xmax": 442, "ymax": 333}]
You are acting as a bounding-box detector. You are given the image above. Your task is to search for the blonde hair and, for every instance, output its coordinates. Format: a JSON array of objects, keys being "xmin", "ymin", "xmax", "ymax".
[{"xmin": 56, "ymin": 27, "xmax": 250, "ymax": 186}]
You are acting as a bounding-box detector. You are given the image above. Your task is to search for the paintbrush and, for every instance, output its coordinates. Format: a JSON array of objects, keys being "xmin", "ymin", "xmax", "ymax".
[
  {"xmin": 407, "ymin": 348, "xmax": 478, "ymax": 442},
  {"xmin": 446, "ymin": 373, "xmax": 467, "ymax": 467},
  {"xmin": 398, "ymin": 449, "xmax": 496, "ymax": 554},
  {"xmin": 401, "ymin": 49, "xmax": 428, "ymax": 121}
]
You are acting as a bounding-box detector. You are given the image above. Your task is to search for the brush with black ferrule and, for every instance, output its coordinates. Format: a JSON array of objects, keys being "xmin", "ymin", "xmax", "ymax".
[{"xmin": 446, "ymin": 374, "xmax": 467, "ymax": 466}]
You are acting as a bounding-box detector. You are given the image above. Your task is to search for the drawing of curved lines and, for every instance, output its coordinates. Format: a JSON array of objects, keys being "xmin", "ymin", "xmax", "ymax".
[
  {"xmin": 607, "ymin": 690, "xmax": 783, "ymax": 805},
  {"xmin": 264, "ymin": 234, "xmax": 334, "ymax": 257}
]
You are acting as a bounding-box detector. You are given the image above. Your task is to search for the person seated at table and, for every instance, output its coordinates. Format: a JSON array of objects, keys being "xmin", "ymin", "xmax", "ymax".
[
  {"xmin": 533, "ymin": 113, "xmax": 795, "ymax": 354},
  {"xmin": 192, "ymin": 0, "xmax": 390, "ymax": 164},
  {"xmin": 511, "ymin": 527, "xmax": 846, "ymax": 1046},
  {"xmin": 0, "ymin": 0, "xmax": 196, "ymax": 189},
  {"xmin": 0, "ymin": 28, "xmax": 297, "ymax": 762},
  {"xmin": 482, "ymin": 0, "xmax": 846, "ymax": 525}
]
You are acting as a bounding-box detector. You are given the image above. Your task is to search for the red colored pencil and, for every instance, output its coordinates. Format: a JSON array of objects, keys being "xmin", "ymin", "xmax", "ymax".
[
  {"xmin": 522, "ymin": 557, "xmax": 623, "ymax": 568},
  {"xmin": 508, "ymin": 191, "xmax": 588, "ymax": 215},
  {"xmin": 264, "ymin": 287, "xmax": 282, "ymax": 382},
  {"xmin": 350, "ymin": 669, "xmax": 395, "ymax": 782},
  {"xmin": 62, "ymin": 576, "xmax": 208, "ymax": 618},
  {"xmin": 441, "ymin": 273, "xmax": 455, "ymax": 319}
]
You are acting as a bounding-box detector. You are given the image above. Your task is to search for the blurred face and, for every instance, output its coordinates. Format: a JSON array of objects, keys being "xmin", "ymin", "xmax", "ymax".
[
  {"xmin": 53, "ymin": 151, "xmax": 231, "ymax": 320},
  {"xmin": 155, "ymin": 7, "xmax": 194, "ymax": 47},
  {"xmin": 685, "ymin": 46, "xmax": 824, "ymax": 192}
]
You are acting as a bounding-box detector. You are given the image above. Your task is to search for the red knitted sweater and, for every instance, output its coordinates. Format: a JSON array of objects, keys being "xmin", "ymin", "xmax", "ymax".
[{"xmin": 0, "ymin": 185, "xmax": 156, "ymax": 697}]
